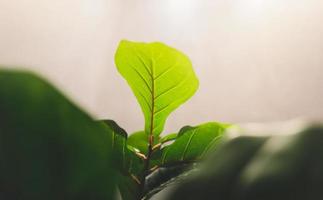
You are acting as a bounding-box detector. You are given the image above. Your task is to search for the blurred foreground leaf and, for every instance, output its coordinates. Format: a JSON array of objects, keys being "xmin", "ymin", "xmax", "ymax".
[
  {"xmin": 0, "ymin": 70, "xmax": 117, "ymax": 200},
  {"xmin": 169, "ymin": 125, "xmax": 323, "ymax": 200}
]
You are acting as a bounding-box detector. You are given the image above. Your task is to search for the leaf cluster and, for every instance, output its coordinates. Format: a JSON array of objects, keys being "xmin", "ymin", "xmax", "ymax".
[
  {"xmin": 0, "ymin": 40, "xmax": 230, "ymax": 200},
  {"xmin": 112, "ymin": 40, "xmax": 230, "ymax": 199}
]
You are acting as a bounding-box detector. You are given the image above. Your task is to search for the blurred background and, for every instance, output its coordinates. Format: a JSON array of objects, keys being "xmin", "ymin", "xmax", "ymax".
[{"xmin": 1, "ymin": 0, "xmax": 323, "ymax": 134}]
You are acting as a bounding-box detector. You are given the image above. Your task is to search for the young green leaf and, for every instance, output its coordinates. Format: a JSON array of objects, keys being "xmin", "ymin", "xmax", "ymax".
[
  {"xmin": 115, "ymin": 40, "xmax": 199, "ymax": 137},
  {"xmin": 128, "ymin": 131, "xmax": 149, "ymax": 154},
  {"xmin": 128, "ymin": 131, "xmax": 162, "ymax": 155},
  {"xmin": 161, "ymin": 122, "xmax": 230, "ymax": 166}
]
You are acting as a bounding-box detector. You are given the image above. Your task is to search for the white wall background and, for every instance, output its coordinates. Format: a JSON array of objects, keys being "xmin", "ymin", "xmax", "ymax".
[{"xmin": 1, "ymin": 0, "xmax": 323, "ymax": 134}]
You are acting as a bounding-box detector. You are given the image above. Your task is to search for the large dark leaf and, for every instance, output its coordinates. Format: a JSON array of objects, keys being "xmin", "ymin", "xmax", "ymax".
[
  {"xmin": 143, "ymin": 164, "xmax": 195, "ymax": 200},
  {"xmin": 168, "ymin": 125, "xmax": 323, "ymax": 200},
  {"xmin": 100, "ymin": 120, "xmax": 144, "ymax": 200},
  {"xmin": 0, "ymin": 70, "xmax": 116, "ymax": 200}
]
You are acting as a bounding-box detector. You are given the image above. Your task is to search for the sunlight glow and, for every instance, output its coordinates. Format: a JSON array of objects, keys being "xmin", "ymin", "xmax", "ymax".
[
  {"xmin": 81, "ymin": 0, "xmax": 108, "ymax": 17},
  {"xmin": 162, "ymin": 0, "xmax": 197, "ymax": 24},
  {"xmin": 234, "ymin": 0, "xmax": 267, "ymax": 19}
]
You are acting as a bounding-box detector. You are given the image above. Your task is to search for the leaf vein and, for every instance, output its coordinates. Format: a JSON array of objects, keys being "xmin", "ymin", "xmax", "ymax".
[
  {"xmin": 154, "ymin": 71, "xmax": 191, "ymax": 101},
  {"xmin": 161, "ymin": 147, "xmax": 171, "ymax": 165},
  {"xmin": 153, "ymin": 103, "xmax": 172, "ymax": 116},
  {"xmin": 154, "ymin": 60, "xmax": 178, "ymax": 81},
  {"xmin": 137, "ymin": 54, "xmax": 153, "ymax": 78},
  {"xmin": 181, "ymin": 129, "xmax": 198, "ymax": 161},
  {"xmin": 130, "ymin": 66, "xmax": 152, "ymax": 92},
  {"xmin": 137, "ymin": 91, "xmax": 152, "ymax": 112},
  {"xmin": 200, "ymin": 129, "xmax": 223, "ymax": 157}
]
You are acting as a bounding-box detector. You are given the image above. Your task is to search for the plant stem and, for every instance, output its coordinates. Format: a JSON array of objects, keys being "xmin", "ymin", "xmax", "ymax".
[
  {"xmin": 139, "ymin": 135, "xmax": 154, "ymax": 199},
  {"xmin": 138, "ymin": 57, "xmax": 156, "ymax": 199}
]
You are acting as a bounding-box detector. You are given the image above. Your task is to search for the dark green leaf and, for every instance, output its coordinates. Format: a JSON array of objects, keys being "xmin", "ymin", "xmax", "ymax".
[
  {"xmin": 100, "ymin": 120, "xmax": 129, "ymax": 170},
  {"xmin": 169, "ymin": 125, "xmax": 323, "ymax": 200},
  {"xmin": 102, "ymin": 119, "xmax": 128, "ymax": 138},
  {"xmin": 116, "ymin": 147, "xmax": 143, "ymax": 200},
  {"xmin": 118, "ymin": 174, "xmax": 140, "ymax": 200},
  {"xmin": 161, "ymin": 122, "xmax": 229, "ymax": 166},
  {"xmin": 178, "ymin": 126, "xmax": 194, "ymax": 137},
  {"xmin": 0, "ymin": 70, "xmax": 116, "ymax": 200},
  {"xmin": 99, "ymin": 121, "xmax": 145, "ymax": 200},
  {"xmin": 143, "ymin": 164, "xmax": 194, "ymax": 200}
]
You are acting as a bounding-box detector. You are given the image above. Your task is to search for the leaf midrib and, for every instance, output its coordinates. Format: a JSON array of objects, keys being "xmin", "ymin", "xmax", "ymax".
[
  {"xmin": 135, "ymin": 46, "xmax": 192, "ymax": 137},
  {"xmin": 150, "ymin": 58, "xmax": 155, "ymax": 137},
  {"xmin": 134, "ymin": 48, "xmax": 156, "ymax": 136}
]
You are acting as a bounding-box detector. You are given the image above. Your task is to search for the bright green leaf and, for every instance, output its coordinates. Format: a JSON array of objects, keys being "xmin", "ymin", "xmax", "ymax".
[{"xmin": 115, "ymin": 40, "xmax": 199, "ymax": 137}]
